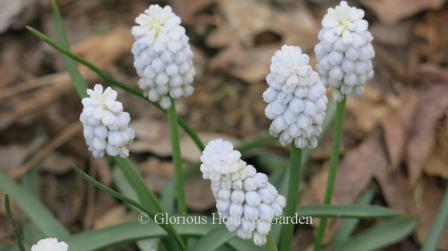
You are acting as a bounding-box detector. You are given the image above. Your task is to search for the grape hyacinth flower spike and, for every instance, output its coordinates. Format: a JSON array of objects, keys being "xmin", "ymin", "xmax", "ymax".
[
  {"xmin": 131, "ymin": 4, "xmax": 195, "ymax": 109},
  {"xmin": 80, "ymin": 84, "xmax": 135, "ymax": 159},
  {"xmin": 264, "ymin": 45, "xmax": 328, "ymax": 149},
  {"xmin": 315, "ymin": 0, "xmax": 375, "ymax": 100},
  {"xmin": 200, "ymin": 139, "xmax": 286, "ymax": 246},
  {"xmin": 31, "ymin": 238, "xmax": 68, "ymax": 251}
]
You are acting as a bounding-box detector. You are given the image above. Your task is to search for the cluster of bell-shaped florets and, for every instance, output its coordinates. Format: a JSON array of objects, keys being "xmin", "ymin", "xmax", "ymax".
[
  {"xmin": 80, "ymin": 84, "xmax": 135, "ymax": 159},
  {"xmin": 264, "ymin": 45, "xmax": 328, "ymax": 149},
  {"xmin": 131, "ymin": 5, "xmax": 195, "ymax": 109},
  {"xmin": 315, "ymin": 1, "xmax": 375, "ymax": 101},
  {"xmin": 200, "ymin": 139, "xmax": 286, "ymax": 246},
  {"xmin": 31, "ymin": 238, "xmax": 68, "ymax": 251}
]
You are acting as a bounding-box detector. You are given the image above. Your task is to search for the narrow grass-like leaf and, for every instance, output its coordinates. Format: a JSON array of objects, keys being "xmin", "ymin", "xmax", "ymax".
[
  {"xmin": 26, "ymin": 26, "xmax": 205, "ymax": 151},
  {"xmin": 112, "ymin": 157, "xmax": 163, "ymax": 213},
  {"xmin": 0, "ymin": 243, "xmax": 13, "ymax": 251},
  {"xmin": 421, "ymin": 187, "xmax": 448, "ymax": 251},
  {"xmin": 72, "ymin": 165, "xmax": 186, "ymax": 251},
  {"xmin": 0, "ymin": 171, "xmax": 70, "ymax": 239},
  {"xmin": 265, "ymin": 234, "xmax": 278, "ymax": 251},
  {"xmin": 296, "ymin": 205, "xmax": 400, "ymax": 218},
  {"xmin": 192, "ymin": 225, "xmax": 236, "ymax": 251},
  {"xmin": 325, "ymin": 217, "xmax": 417, "ymax": 251},
  {"xmin": 50, "ymin": 0, "xmax": 87, "ymax": 98},
  {"xmin": 67, "ymin": 220, "xmax": 264, "ymax": 251},
  {"xmin": 161, "ymin": 179, "xmax": 176, "ymax": 214},
  {"xmin": 334, "ymin": 187, "xmax": 376, "ymax": 242},
  {"xmin": 4, "ymin": 195, "xmax": 26, "ymax": 251},
  {"xmin": 112, "ymin": 166, "xmax": 138, "ymax": 201}
]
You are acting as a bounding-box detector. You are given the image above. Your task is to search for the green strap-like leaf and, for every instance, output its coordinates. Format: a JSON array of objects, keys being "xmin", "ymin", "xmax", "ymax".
[
  {"xmin": 296, "ymin": 205, "xmax": 400, "ymax": 218},
  {"xmin": 67, "ymin": 220, "xmax": 268, "ymax": 251},
  {"xmin": 191, "ymin": 225, "xmax": 236, "ymax": 251},
  {"xmin": 0, "ymin": 171, "xmax": 70, "ymax": 239},
  {"xmin": 50, "ymin": 0, "xmax": 87, "ymax": 98},
  {"xmin": 4, "ymin": 195, "xmax": 27, "ymax": 251},
  {"xmin": 72, "ymin": 166, "xmax": 187, "ymax": 251},
  {"xmin": 112, "ymin": 157, "xmax": 164, "ymax": 214},
  {"xmin": 334, "ymin": 187, "xmax": 376, "ymax": 242},
  {"xmin": 421, "ymin": 187, "xmax": 448, "ymax": 251},
  {"xmin": 325, "ymin": 217, "xmax": 417, "ymax": 251},
  {"xmin": 26, "ymin": 26, "xmax": 205, "ymax": 151}
]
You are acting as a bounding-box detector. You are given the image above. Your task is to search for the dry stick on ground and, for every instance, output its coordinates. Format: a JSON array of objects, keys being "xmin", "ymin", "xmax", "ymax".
[
  {"xmin": 0, "ymin": 73, "xmax": 69, "ymax": 101},
  {"xmin": 11, "ymin": 122, "xmax": 82, "ymax": 178}
]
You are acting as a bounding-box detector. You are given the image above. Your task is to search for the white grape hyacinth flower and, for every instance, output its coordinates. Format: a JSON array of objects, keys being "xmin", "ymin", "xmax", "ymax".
[
  {"xmin": 80, "ymin": 84, "xmax": 135, "ymax": 159},
  {"xmin": 264, "ymin": 45, "xmax": 328, "ymax": 149},
  {"xmin": 200, "ymin": 139, "xmax": 286, "ymax": 246},
  {"xmin": 315, "ymin": 1, "xmax": 375, "ymax": 100},
  {"xmin": 131, "ymin": 5, "xmax": 195, "ymax": 109},
  {"xmin": 31, "ymin": 238, "xmax": 68, "ymax": 251}
]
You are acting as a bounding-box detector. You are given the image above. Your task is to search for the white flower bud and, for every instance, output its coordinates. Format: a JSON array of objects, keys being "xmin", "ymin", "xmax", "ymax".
[
  {"xmin": 253, "ymin": 232, "xmax": 267, "ymax": 246},
  {"xmin": 315, "ymin": 1, "xmax": 375, "ymax": 100},
  {"xmin": 256, "ymin": 221, "xmax": 272, "ymax": 235},
  {"xmin": 80, "ymin": 84, "xmax": 135, "ymax": 159},
  {"xmin": 200, "ymin": 139, "xmax": 286, "ymax": 246},
  {"xmin": 229, "ymin": 203, "xmax": 244, "ymax": 217},
  {"xmin": 231, "ymin": 190, "xmax": 245, "ymax": 204},
  {"xmin": 131, "ymin": 5, "xmax": 195, "ymax": 109},
  {"xmin": 31, "ymin": 238, "xmax": 68, "ymax": 251},
  {"xmin": 264, "ymin": 45, "xmax": 328, "ymax": 149},
  {"xmin": 243, "ymin": 177, "xmax": 258, "ymax": 191},
  {"xmin": 245, "ymin": 191, "xmax": 261, "ymax": 207}
]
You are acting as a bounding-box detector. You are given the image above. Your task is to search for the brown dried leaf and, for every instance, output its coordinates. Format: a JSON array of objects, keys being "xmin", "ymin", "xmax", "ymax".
[
  {"xmin": 140, "ymin": 158, "xmax": 173, "ymax": 193},
  {"xmin": 407, "ymin": 84, "xmax": 448, "ymax": 185},
  {"xmin": 207, "ymin": 0, "xmax": 318, "ymax": 82},
  {"xmin": 371, "ymin": 21, "xmax": 413, "ymax": 46},
  {"xmin": 209, "ymin": 45, "xmax": 278, "ymax": 83},
  {"xmin": 0, "ymin": 137, "xmax": 44, "ymax": 171},
  {"xmin": 346, "ymin": 86, "xmax": 396, "ymax": 134},
  {"xmin": 171, "ymin": 0, "xmax": 214, "ymax": 22},
  {"xmin": 130, "ymin": 118, "xmax": 238, "ymax": 162},
  {"xmin": 185, "ymin": 177, "xmax": 215, "ymax": 211},
  {"xmin": 302, "ymin": 133, "xmax": 384, "ymax": 206},
  {"xmin": 423, "ymin": 115, "xmax": 448, "ymax": 178},
  {"xmin": 360, "ymin": 0, "xmax": 446, "ymax": 24},
  {"xmin": 41, "ymin": 152, "xmax": 77, "ymax": 175},
  {"xmin": 93, "ymin": 206, "xmax": 135, "ymax": 229},
  {"xmin": 381, "ymin": 113, "xmax": 407, "ymax": 170},
  {"xmin": 414, "ymin": 8, "xmax": 448, "ymax": 65},
  {"xmin": 74, "ymin": 26, "xmax": 133, "ymax": 70}
]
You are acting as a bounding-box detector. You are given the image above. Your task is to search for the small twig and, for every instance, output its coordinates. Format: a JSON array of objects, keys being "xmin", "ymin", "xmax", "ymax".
[{"xmin": 11, "ymin": 122, "xmax": 82, "ymax": 178}]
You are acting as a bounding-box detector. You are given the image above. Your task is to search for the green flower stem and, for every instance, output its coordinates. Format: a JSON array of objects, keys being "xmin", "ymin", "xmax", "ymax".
[
  {"xmin": 279, "ymin": 144, "xmax": 302, "ymax": 251},
  {"xmin": 314, "ymin": 97, "xmax": 347, "ymax": 251},
  {"xmin": 167, "ymin": 100, "xmax": 187, "ymax": 214},
  {"xmin": 266, "ymin": 234, "xmax": 279, "ymax": 251},
  {"xmin": 421, "ymin": 187, "xmax": 448, "ymax": 251}
]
